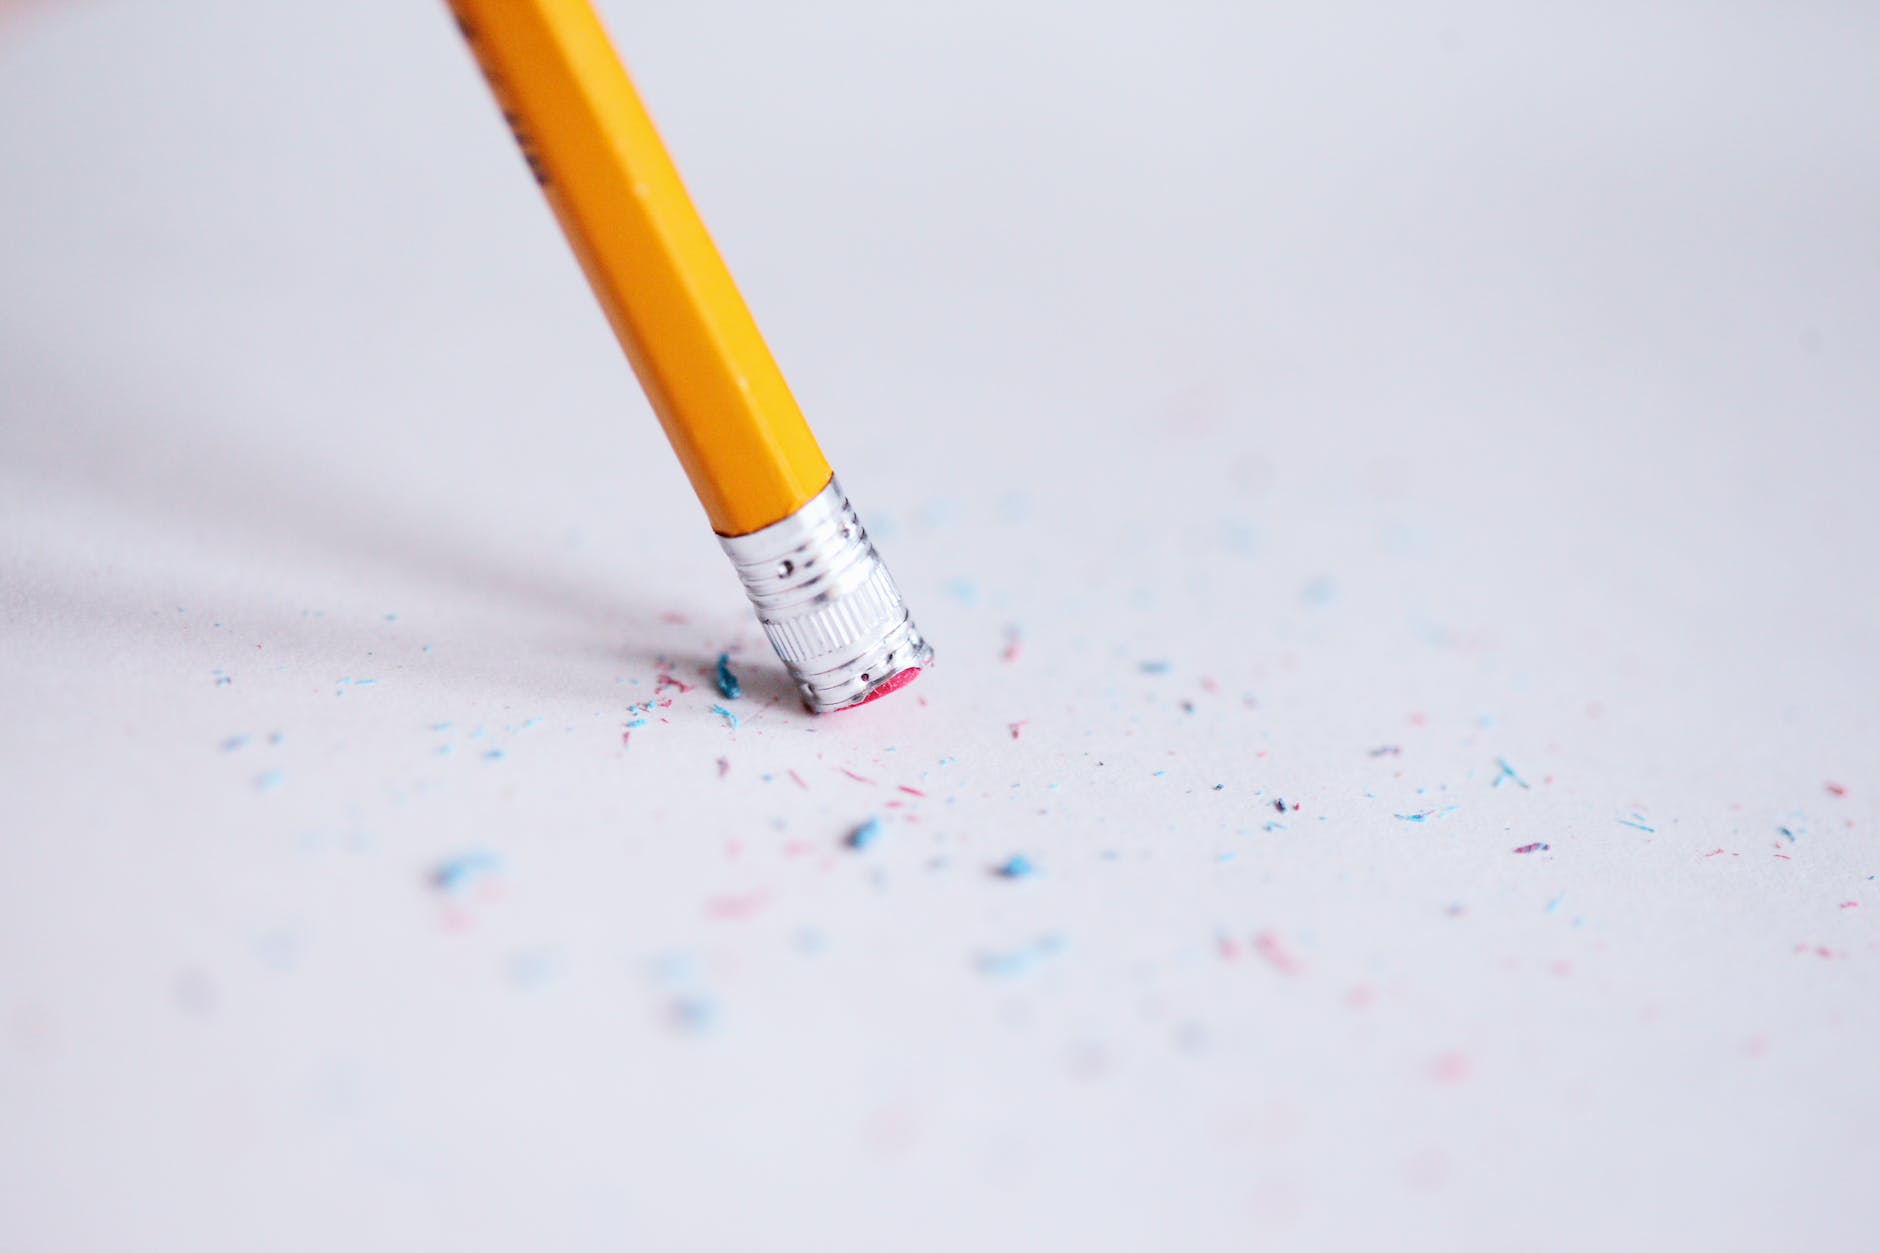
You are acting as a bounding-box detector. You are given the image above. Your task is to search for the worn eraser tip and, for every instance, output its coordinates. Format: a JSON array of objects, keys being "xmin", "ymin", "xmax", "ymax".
[{"xmin": 845, "ymin": 667, "xmax": 920, "ymax": 710}]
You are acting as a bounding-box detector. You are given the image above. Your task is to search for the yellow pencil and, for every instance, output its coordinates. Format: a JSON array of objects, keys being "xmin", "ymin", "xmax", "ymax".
[{"xmin": 446, "ymin": 0, "xmax": 930, "ymax": 712}]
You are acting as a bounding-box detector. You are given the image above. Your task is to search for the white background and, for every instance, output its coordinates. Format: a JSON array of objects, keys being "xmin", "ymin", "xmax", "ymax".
[{"xmin": 2, "ymin": 1, "xmax": 1876, "ymax": 1248}]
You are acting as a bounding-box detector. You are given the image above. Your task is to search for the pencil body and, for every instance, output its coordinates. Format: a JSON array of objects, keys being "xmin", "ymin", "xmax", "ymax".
[
  {"xmin": 448, "ymin": 0, "xmax": 829, "ymax": 536},
  {"xmin": 447, "ymin": 0, "xmax": 932, "ymax": 711}
]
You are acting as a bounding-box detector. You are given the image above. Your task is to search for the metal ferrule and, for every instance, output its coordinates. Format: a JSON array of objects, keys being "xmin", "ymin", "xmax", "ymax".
[{"xmin": 718, "ymin": 476, "xmax": 932, "ymax": 713}]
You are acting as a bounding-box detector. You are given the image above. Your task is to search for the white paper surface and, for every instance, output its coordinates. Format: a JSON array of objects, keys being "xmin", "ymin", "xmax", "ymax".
[{"xmin": 2, "ymin": 2, "xmax": 1876, "ymax": 1249}]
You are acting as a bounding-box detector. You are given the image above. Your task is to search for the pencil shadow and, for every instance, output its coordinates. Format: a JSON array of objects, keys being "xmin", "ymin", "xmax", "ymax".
[{"xmin": 0, "ymin": 358, "xmax": 799, "ymax": 710}]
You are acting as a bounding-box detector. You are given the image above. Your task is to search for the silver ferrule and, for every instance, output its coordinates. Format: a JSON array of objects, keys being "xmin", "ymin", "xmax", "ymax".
[{"xmin": 718, "ymin": 476, "xmax": 932, "ymax": 713}]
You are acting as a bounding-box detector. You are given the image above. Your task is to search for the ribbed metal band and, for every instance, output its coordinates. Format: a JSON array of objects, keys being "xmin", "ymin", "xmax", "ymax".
[{"xmin": 718, "ymin": 476, "xmax": 932, "ymax": 713}]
